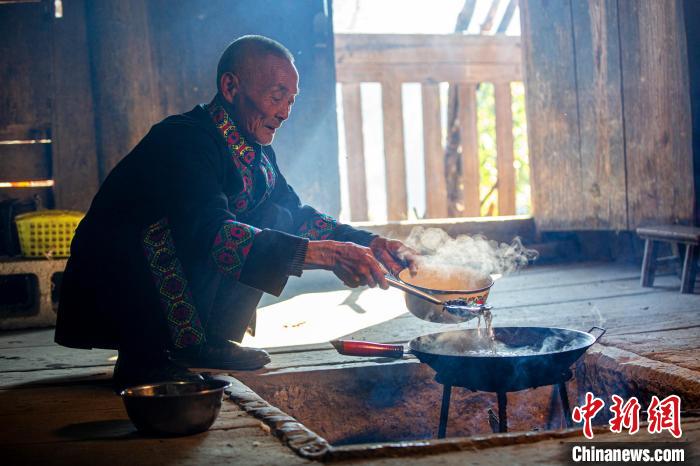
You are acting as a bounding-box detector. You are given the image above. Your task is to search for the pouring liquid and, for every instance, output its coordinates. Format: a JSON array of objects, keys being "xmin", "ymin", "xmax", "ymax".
[{"xmin": 443, "ymin": 299, "xmax": 497, "ymax": 353}]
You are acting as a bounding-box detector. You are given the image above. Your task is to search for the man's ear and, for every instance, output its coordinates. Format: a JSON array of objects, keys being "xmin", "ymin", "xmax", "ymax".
[{"xmin": 219, "ymin": 71, "xmax": 240, "ymax": 104}]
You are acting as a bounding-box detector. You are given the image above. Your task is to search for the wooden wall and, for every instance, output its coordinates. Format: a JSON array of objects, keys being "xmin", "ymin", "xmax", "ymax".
[
  {"xmin": 521, "ymin": 0, "xmax": 694, "ymax": 231},
  {"xmin": 0, "ymin": 1, "xmax": 56, "ymax": 208},
  {"xmin": 685, "ymin": 0, "xmax": 700, "ymax": 225},
  {"xmin": 0, "ymin": 0, "xmax": 340, "ymax": 215}
]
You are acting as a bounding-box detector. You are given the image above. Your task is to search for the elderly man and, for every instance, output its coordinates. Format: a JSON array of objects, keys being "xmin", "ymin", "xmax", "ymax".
[{"xmin": 56, "ymin": 35, "xmax": 416, "ymax": 390}]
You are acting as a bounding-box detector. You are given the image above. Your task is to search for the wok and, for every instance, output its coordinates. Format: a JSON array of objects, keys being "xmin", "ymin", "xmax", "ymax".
[{"xmin": 332, "ymin": 326, "xmax": 605, "ymax": 392}]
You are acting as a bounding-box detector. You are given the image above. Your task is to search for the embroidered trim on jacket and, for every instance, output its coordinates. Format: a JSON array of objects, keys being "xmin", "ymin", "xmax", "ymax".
[
  {"xmin": 142, "ymin": 218, "xmax": 205, "ymax": 349},
  {"xmin": 212, "ymin": 220, "xmax": 260, "ymax": 279},
  {"xmin": 205, "ymin": 101, "xmax": 276, "ymax": 214},
  {"xmin": 298, "ymin": 211, "xmax": 338, "ymax": 240}
]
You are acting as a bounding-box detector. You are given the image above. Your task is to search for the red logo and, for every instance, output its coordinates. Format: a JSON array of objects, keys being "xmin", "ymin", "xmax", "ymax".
[
  {"xmin": 572, "ymin": 393, "xmax": 683, "ymax": 439},
  {"xmin": 609, "ymin": 395, "xmax": 641, "ymax": 434},
  {"xmin": 647, "ymin": 395, "xmax": 682, "ymax": 438},
  {"xmin": 572, "ymin": 392, "xmax": 605, "ymax": 439}
]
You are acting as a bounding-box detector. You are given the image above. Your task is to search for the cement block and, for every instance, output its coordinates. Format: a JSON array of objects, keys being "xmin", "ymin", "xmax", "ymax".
[{"xmin": 0, "ymin": 258, "xmax": 67, "ymax": 330}]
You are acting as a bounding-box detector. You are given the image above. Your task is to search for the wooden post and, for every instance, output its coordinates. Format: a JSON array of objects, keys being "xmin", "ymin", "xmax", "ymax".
[
  {"xmin": 381, "ymin": 82, "xmax": 407, "ymax": 221},
  {"xmin": 85, "ymin": 0, "xmax": 160, "ymax": 179},
  {"xmin": 422, "ymin": 83, "xmax": 448, "ymax": 218},
  {"xmin": 341, "ymin": 84, "xmax": 368, "ymax": 221},
  {"xmin": 51, "ymin": 0, "xmax": 100, "ymax": 211},
  {"xmin": 495, "ymin": 82, "xmax": 516, "ymax": 215},
  {"xmin": 458, "ymin": 83, "xmax": 480, "ymax": 216}
]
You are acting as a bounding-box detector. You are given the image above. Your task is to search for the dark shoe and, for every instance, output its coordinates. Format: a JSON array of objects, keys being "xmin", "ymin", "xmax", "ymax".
[
  {"xmin": 171, "ymin": 341, "xmax": 271, "ymax": 371},
  {"xmin": 113, "ymin": 351, "xmax": 204, "ymax": 394}
]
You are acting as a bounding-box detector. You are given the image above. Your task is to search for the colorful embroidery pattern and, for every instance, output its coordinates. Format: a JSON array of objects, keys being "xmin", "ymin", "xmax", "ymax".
[
  {"xmin": 205, "ymin": 101, "xmax": 276, "ymax": 214},
  {"xmin": 212, "ymin": 220, "xmax": 260, "ymax": 279},
  {"xmin": 298, "ymin": 211, "xmax": 338, "ymax": 240},
  {"xmin": 142, "ymin": 219, "xmax": 205, "ymax": 349}
]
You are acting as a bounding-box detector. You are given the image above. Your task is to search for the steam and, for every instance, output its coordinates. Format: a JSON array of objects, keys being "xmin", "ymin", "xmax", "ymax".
[
  {"xmin": 423, "ymin": 330, "xmax": 589, "ymax": 356},
  {"xmin": 589, "ymin": 304, "xmax": 606, "ymax": 328},
  {"xmin": 405, "ymin": 227, "xmax": 539, "ymax": 276}
]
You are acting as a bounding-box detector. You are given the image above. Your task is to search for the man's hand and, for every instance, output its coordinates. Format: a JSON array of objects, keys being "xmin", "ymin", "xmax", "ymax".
[
  {"xmin": 369, "ymin": 236, "xmax": 418, "ymax": 277},
  {"xmin": 304, "ymin": 240, "xmax": 389, "ymax": 289}
]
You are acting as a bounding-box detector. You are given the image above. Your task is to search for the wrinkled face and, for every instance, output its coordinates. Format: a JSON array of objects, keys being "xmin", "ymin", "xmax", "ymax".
[{"xmin": 225, "ymin": 54, "xmax": 299, "ymax": 146}]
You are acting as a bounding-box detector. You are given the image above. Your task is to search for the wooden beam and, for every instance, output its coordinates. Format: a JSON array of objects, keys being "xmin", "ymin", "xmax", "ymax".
[
  {"xmin": 571, "ymin": 0, "xmax": 626, "ymax": 230},
  {"xmin": 335, "ymin": 34, "xmax": 522, "ymax": 66},
  {"xmin": 85, "ymin": 0, "xmax": 160, "ymax": 179},
  {"xmin": 336, "ymin": 63, "xmax": 521, "ymax": 85},
  {"xmin": 495, "ymin": 83, "xmax": 515, "ymax": 215},
  {"xmin": 381, "ymin": 82, "xmax": 407, "ymax": 221},
  {"xmin": 51, "ymin": 0, "xmax": 100, "ymax": 211},
  {"xmin": 0, "ymin": 143, "xmax": 51, "ymax": 181},
  {"xmin": 497, "ymin": 0, "xmax": 518, "ymax": 34},
  {"xmin": 618, "ymin": 0, "xmax": 693, "ymax": 228},
  {"xmin": 480, "ymin": 0, "xmax": 503, "ymax": 34},
  {"xmin": 455, "ymin": 0, "xmax": 478, "ymax": 31},
  {"xmin": 341, "ymin": 83, "xmax": 368, "ymax": 221},
  {"xmin": 0, "ymin": 2, "xmax": 51, "ymax": 142},
  {"xmin": 0, "ymin": 187, "xmax": 52, "ymax": 206},
  {"xmin": 422, "ymin": 84, "xmax": 448, "ymax": 219},
  {"xmin": 520, "ymin": 0, "xmax": 583, "ymax": 229},
  {"xmin": 458, "ymin": 84, "xmax": 481, "ymax": 216}
]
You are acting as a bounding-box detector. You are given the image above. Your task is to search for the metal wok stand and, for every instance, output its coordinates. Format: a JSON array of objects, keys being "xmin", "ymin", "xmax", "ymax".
[{"xmin": 435, "ymin": 369, "xmax": 574, "ymax": 438}]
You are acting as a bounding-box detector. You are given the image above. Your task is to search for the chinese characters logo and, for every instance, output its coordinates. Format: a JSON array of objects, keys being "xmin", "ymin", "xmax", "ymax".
[{"xmin": 571, "ymin": 392, "xmax": 682, "ymax": 439}]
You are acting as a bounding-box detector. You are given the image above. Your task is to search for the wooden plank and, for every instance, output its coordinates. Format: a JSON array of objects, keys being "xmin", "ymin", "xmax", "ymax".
[
  {"xmin": 480, "ymin": 0, "xmax": 502, "ymax": 34},
  {"xmin": 455, "ymin": 0, "xmax": 478, "ymax": 31},
  {"xmin": 0, "ymin": 346, "xmax": 115, "ymax": 372},
  {"xmin": 0, "ymin": 2, "xmax": 52, "ymax": 141},
  {"xmin": 520, "ymin": 0, "xmax": 584, "ymax": 230},
  {"xmin": 341, "ymin": 84, "xmax": 368, "ymax": 221},
  {"xmin": 571, "ymin": 0, "xmax": 627, "ymax": 230},
  {"xmin": 50, "ymin": 0, "xmax": 100, "ymax": 211},
  {"xmin": 1, "ymin": 427, "xmax": 305, "ymax": 466},
  {"xmin": 0, "ymin": 366, "xmax": 112, "ymax": 389},
  {"xmin": 336, "ymin": 62, "xmax": 521, "ymax": 85},
  {"xmin": 0, "ymin": 328, "xmax": 55, "ymax": 349},
  {"xmin": 0, "ymin": 387, "xmax": 260, "ymax": 445},
  {"xmin": 458, "ymin": 84, "xmax": 481, "ymax": 216},
  {"xmin": 421, "ymin": 83, "xmax": 448, "ymax": 218},
  {"xmin": 381, "ymin": 82, "xmax": 407, "ymax": 221},
  {"xmin": 494, "ymin": 83, "xmax": 516, "ymax": 215},
  {"xmin": 0, "ymin": 186, "xmax": 52, "ymax": 207},
  {"xmin": 0, "ymin": 384, "xmax": 121, "ymax": 417},
  {"xmin": 0, "ymin": 143, "xmax": 51, "ymax": 181},
  {"xmin": 618, "ymin": 0, "xmax": 694, "ymax": 228},
  {"xmin": 346, "ymin": 215, "xmax": 537, "ymax": 245},
  {"xmin": 335, "ymin": 34, "xmax": 522, "ymax": 66},
  {"xmin": 497, "ymin": 0, "xmax": 518, "ymax": 34}
]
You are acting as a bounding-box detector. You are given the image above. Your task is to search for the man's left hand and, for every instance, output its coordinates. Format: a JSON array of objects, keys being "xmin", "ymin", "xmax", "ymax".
[{"xmin": 369, "ymin": 237, "xmax": 419, "ymax": 277}]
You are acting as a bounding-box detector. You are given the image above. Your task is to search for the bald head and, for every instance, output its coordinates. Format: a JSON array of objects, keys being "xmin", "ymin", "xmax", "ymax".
[{"xmin": 216, "ymin": 35, "xmax": 294, "ymax": 92}]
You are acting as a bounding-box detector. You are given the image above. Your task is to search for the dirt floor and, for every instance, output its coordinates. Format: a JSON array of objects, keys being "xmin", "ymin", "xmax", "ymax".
[{"xmin": 1, "ymin": 261, "xmax": 699, "ymax": 464}]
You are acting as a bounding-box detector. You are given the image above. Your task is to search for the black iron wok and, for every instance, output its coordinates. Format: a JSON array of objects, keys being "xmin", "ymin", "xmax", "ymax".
[{"xmin": 332, "ymin": 326, "xmax": 606, "ymax": 392}]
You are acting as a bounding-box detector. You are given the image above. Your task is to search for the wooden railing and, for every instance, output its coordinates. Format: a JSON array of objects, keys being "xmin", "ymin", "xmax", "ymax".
[{"xmin": 335, "ymin": 33, "xmax": 522, "ymax": 221}]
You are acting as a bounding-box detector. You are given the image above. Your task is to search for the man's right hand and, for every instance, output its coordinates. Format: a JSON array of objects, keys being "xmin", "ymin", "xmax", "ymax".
[{"xmin": 303, "ymin": 240, "xmax": 389, "ymax": 289}]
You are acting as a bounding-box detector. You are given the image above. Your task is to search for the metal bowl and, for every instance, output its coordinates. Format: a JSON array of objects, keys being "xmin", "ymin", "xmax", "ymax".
[
  {"xmin": 120, "ymin": 379, "xmax": 231, "ymax": 436},
  {"xmin": 398, "ymin": 267, "xmax": 493, "ymax": 323}
]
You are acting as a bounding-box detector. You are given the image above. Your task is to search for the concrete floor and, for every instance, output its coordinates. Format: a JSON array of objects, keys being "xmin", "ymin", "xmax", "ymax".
[{"xmin": 1, "ymin": 261, "xmax": 699, "ymax": 464}]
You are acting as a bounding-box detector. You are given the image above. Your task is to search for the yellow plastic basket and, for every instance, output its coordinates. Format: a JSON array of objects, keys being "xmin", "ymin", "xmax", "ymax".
[{"xmin": 14, "ymin": 210, "xmax": 85, "ymax": 258}]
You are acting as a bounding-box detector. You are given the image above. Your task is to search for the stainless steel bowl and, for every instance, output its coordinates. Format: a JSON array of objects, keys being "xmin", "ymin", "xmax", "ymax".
[
  {"xmin": 120, "ymin": 379, "xmax": 231, "ymax": 436},
  {"xmin": 397, "ymin": 267, "xmax": 493, "ymax": 323}
]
